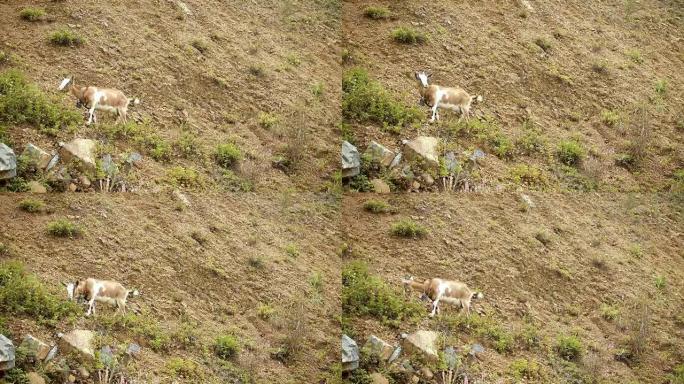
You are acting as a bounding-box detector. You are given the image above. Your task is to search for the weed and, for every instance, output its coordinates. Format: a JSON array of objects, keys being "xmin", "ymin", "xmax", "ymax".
[
  {"xmin": 515, "ymin": 120, "xmax": 546, "ymax": 155},
  {"xmin": 166, "ymin": 166, "xmax": 202, "ymax": 188},
  {"xmin": 601, "ymin": 110, "xmax": 621, "ymax": 126},
  {"xmin": 257, "ymin": 303, "xmax": 274, "ymax": 319},
  {"xmin": 214, "ymin": 334, "xmax": 240, "ymax": 359},
  {"xmin": 248, "ymin": 64, "xmax": 265, "ymax": 77},
  {"xmin": 555, "ymin": 165, "xmax": 597, "ymax": 191},
  {"xmin": 591, "ymin": 60, "xmax": 609, "ymax": 74},
  {"xmin": 49, "ymin": 29, "xmax": 85, "ymax": 46},
  {"xmin": 556, "ymin": 139, "xmax": 585, "ymax": 166},
  {"xmin": 556, "ymin": 334, "xmax": 583, "ymax": 361},
  {"xmin": 309, "ymin": 272, "xmax": 323, "ymax": 293},
  {"xmin": 99, "ymin": 313, "xmax": 170, "ymax": 351},
  {"xmin": 508, "ymin": 164, "xmax": 548, "ymax": 188},
  {"xmin": 274, "ymin": 299, "xmax": 309, "ymax": 363},
  {"xmin": 174, "ymin": 132, "xmax": 200, "ymax": 158},
  {"xmin": 280, "ymin": 121, "xmax": 308, "ymax": 173},
  {"xmin": 601, "ymin": 304, "xmax": 620, "ymax": 321},
  {"xmin": 516, "ymin": 323, "xmax": 541, "ymax": 349},
  {"xmin": 510, "ymin": 358, "xmax": 539, "ymax": 381},
  {"xmin": 363, "ymin": 6, "xmax": 390, "ymax": 19},
  {"xmin": 284, "ymin": 243, "xmax": 299, "ymax": 258},
  {"xmin": 311, "ymin": 81, "xmax": 325, "ymax": 97},
  {"xmin": 392, "ymin": 27, "xmax": 426, "ymax": 44},
  {"xmin": 654, "ymin": 79, "xmax": 668, "ymax": 96},
  {"xmin": 221, "ymin": 169, "xmax": 253, "ymax": 192},
  {"xmin": 363, "ymin": 199, "xmax": 391, "ymax": 213},
  {"xmin": 628, "ymin": 244, "xmax": 643, "ymax": 258},
  {"xmin": 390, "ymin": 219, "xmax": 427, "ymax": 238},
  {"xmin": 18, "ymin": 198, "xmax": 45, "ymax": 213},
  {"xmin": 191, "ymin": 39, "xmax": 209, "ymax": 54},
  {"xmin": 214, "ymin": 142, "xmax": 242, "ymax": 167},
  {"xmin": 348, "ymin": 174, "xmax": 374, "ymax": 192},
  {"xmin": 166, "ymin": 357, "xmax": 199, "ymax": 378},
  {"xmin": 621, "ymin": 298, "xmax": 651, "ymax": 363},
  {"xmin": 654, "ymin": 275, "xmax": 666, "ymax": 290},
  {"xmin": 258, "ymin": 112, "xmax": 279, "ymax": 129},
  {"xmin": 248, "ymin": 256, "xmax": 265, "ymax": 269},
  {"xmin": 534, "ymin": 37, "xmax": 552, "ymax": 52},
  {"xmin": 626, "ymin": 49, "xmax": 643, "ymax": 64},
  {"xmin": 0, "ymin": 51, "xmax": 10, "ymax": 66},
  {"xmin": 20, "ymin": 7, "xmax": 46, "ymax": 21},
  {"xmin": 447, "ymin": 116, "xmax": 513, "ymax": 158},
  {"xmin": 47, "ymin": 219, "xmax": 81, "ymax": 238},
  {"xmin": 442, "ymin": 314, "xmax": 514, "ymax": 353},
  {"xmin": 285, "ymin": 53, "xmax": 301, "ymax": 67}
]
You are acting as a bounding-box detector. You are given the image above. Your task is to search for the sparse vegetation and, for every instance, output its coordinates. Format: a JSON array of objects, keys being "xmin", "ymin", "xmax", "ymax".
[
  {"xmin": 556, "ymin": 139, "xmax": 585, "ymax": 166},
  {"xmin": 166, "ymin": 357, "xmax": 199, "ymax": 378},
  {"xmin": 515, "ymin": 120, "xmax": 546, "ymax": 155},
  {"xmin": 49, "ymin": 29, "xmax": 85, "ymax": 46},
  {"xmin": 447, "ymin": 116, "xmax": 514, "ymax": 158},
  {"xmin": 534, "ymin": 37, "xmax": 552, "ymax": 52},
  {"xmin": 18, "ymin": 198, "xmax": 45, "ymax": 213},
  {"xmin": 591, "ymin": 60, "xmax": 609, "ymax": 74},
  {"xmin": 167, "ymin": 166, "xmax": 202, "ymax": 188},
  {"xmin": 214, "ymin": 334, "xmax": 240, "ymax": 359},
  {"xmin": 654, "ymin": 79, "xmax": 668, "ymax": 96},
  {"xmin": 667, "ymin": 364, "xmax": 684, "ymax": 384},
  {"xmin": 654, "ymin": 275, "xmax": 666, "ymax": 290},
  {"xmin": 390, "ymin": 219, "xmax": 427, "ymax": 238},
  {"xmin": 601, "ymin": 304, "xmax": 620, "ymax": 321},
  {"xmin": 510, "ymin": 358, "xmax": 540, "ymax": 381},
  {"xmin": 391, "ymin": 27, "xmax": 426, "ymax": 44},
  {"xmin": 601, "ymin": 109, "xmax": 621, "ymax": 126},
  {"xmin": 258, "ymin": 112, "xmax": 279, "ymax": 129},
  {"xmin": 363, "ymin": 199, "xmax": 392, "ymax": 213},
  {"xmin": 257, "ymin": 303, "xmax": 274, "ymax": 319},
  {"xmin": 214, "ymin": 142, "xmax": 242, "ymax": 167},
  {"xmin": 309, "ymin": 271, "xmax": 323, "ymax": 293},
  {"xmin": 174, "ymin": 132, "xmax": 201, "ymax": 158},
  {"xmin": 20, "ymin": 7, "xmax": 46, "ymax": 21},
  {"xmin": 626, "ymin": 49, "xmax": 643, "ymax": 63},
  {"xmin": 284, "ymin": 243, "xmax": 299, "ymax": 258},
  {"xmin": 47, "ymin": 219, "xmax": 81, "ymax": 238},
  {"xmin": 508, "ymin": 164, "xmax": 548, "ymax": 188},
  {"xmin": 363, "ymin": 6, "xmax": 390, "ymax": 19},
  {"xmin": 556, "ymin": 334, "xmax": 583, "ymax": 361}
]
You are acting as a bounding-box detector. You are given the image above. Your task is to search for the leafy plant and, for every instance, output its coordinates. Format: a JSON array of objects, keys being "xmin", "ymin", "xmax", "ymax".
[
  {"xmin": 214, "ymin": 143, "xmax": 242, "ymax": 167},
  {"xmin": 47, "ymin": 219, "xmax": 81, "ymax": 238},
  {"xmin": 49, "ymin": 29, "xmax": 85, "ymax": 46},
  {"xmin": 20, "ymin": 7, "xmax": 46, "ymax": 21},
  {"xmin": 214, "ymin": 334, "xmax": 240, "ymax": 359},
  {"xmin": 390, "ymin": 219, "xmax": 427, "ymax": 238},
  {"xmin": 556, "ymin": 334, "xmax": 583, "ymax": 361},
  {"xmin": 557, "ymin": 139, "xmax": 585, "ymax": 166},
  {"xmin": 18, "ymin": 198, "xmax": 45, "ymax": 213},
  {"xmin": 391, "ymin": 27, "xmax": 426, "ymax": 44}
]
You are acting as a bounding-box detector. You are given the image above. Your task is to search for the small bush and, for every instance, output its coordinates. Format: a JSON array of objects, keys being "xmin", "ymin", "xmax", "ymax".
[
  {"xmin": 363, "ymin": 199, "xmax": 391, "ymax": 213},
  {"xmin": 257, "ymin": 304, "xmax": 274, "ymax": 319},
  {"xmin": 508, "ymin": 164, "xmax": 548, "ymax": 187},
  {"xmin": 248, "ymin": 65, "xmax": 265, "ymax": 77},
  {"xmin": 556, "ymin": 334, "xmax": 583, "ymax": 361},
  {"xmin": 391, "ymin": 27, "xmax": 426, "ymax": 44},
  {"xmin": 166, "ymin": 357, "xmax": 199, "ymax": 378},
  {"xmin": 510, "ymin": 358, "xmax": 539, "ymax": 381},
  {"xmin": 311, "ymin": 81, "xmax": 325, "ymax": 97},
  {"xmin": 628, "ymin": 244, "xmax": 643, "ymax": 258},
  {"xmin": 654, "ymin": 79, "xmax": 668, "ymax": 96},
  {"xmin": 601, "ymin": 304, "xmax": 620, "ymax": 321},
  {"xmin": 284, "ymin": 243, "xmax": 299, "ymax": 258},
  {"xmin": 309, "ymin": 272, "xmax": 323, "ymax": 293},
  {"xmin": 534, "ymin": 37, "xmax": 552, "ymax": 52},
  {"xmin": 390, "ymin": 219, "xmax": 427, "ymax": 238},
  {"xmin": 601, "ymin": 110, "xmax": 620, "ymax": 126},
  {"xmin": 258, "ymin": 112, "xmax": 279, "ymax": 129},
  {"xmin": 442, "ymin": 314, "xmax": 514, "ymax": 353},
  {"xmin": 557, "ymin": 139, "xmax": 585, "ymax": 166},
  {"xmin": 47, "ymin": 219, "xmax": 81, "ymax": 238},
  {"xmin": 214, "ymin": 143, "xmax": 242, "ymax": 167},
  {"xmin": 18, "ymin": 198, "xmax": 45, "ymax": 213},
  {"xmin": 348, "ymin": 174, "xmax": 374, "ymax": 192},
  {"xmin": 363, "ymin": 6, "xmax": 390, "ymax": 19},
  {"xmin": 49, "ymin": 29, "xmax": 85, "ymax": 46},
  {"xmin": 214, "ymin": 334, "xmax": 240, "ymax": 359},
  {"xmin": 174, "ymin": 132, "xmax": 200, "ymax": 158},
  {"xmin": 167, "ymin": 166, "xmax": 202, "ymax": 188},
  {"xmin": 515, "ymin": 120, "xmax": 546, "ymax": 155},
  {"xmin": 626, "ymin": 49, "xmax": 643, "ymax": 64},
  {"xmin": 20, "ymin": 7, "xmax": 46, "ymax": 21}
]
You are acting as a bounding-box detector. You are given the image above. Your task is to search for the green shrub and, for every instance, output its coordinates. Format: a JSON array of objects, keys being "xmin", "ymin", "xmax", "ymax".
[
  {"xmin": 214, "ymin": 143, "xmax": 242, "ymax": 167},
  {"xmin": 257, "ymin": 303, "xmax": 274, "ymax": 319},
  {"xmin": 309, "ymin": 272, "xmax": 323, "ymax": 293},
  {"xmin": 20, "ymin": 7, "xmax": 46, "ymax": 21},
  {"xmin": 654, "ymin": 275, "xmax": 666, "ymax": 290},
  {"xmin": 0, "ymin": 261, "xmax": 79, "ymax": 321},
  {"xmin": 342, "ymin": 68, "xmax": 422, "ymax": 130},
  {"xmin": 363, "ymin": 6, "xmax": 390, "ymax": 19},
  {"xmin": 601, "ymin": 304, "xmax": 620, "ymax": 321},
  {"xmin": 174, "ymin": 132, "xmax": 200, "ymax": 158},
  {"xmin": 515, "ymin": 121, "xmax": 546, "ymax": 155},
  {"xmin": 601, "ymin": 110, "xmax": 620, "ymax": 126},
  {"xmin": 508, "ymin": 164, "xmax": 548, "ymax": 187},
  {"xmin": 18, "ymin": 198, "xmax": 45, "ymax": 213},
  {"xmin": 98, "ymin": 312, "xmax": 170, "ymax": 352},
  {"xmin": 510, "ymin": 358, "xmax": 539, "ymax": 381},
  {"xmin": 654, "ymin": 79, "xmax": 668, "ymax": 96},
  {"xmin": 0, "ymin": 70, "xmax": 81, "ymax": 134},
  {"xmin": 342, "ymin": 261, "xmax": 423, "ymax": 324},
  {"xmin": 390, "ymin": 219, "xmax": 427, "ymax": 238},
  {"xmin": 47, "ymin": 219, "xmax": 81, "ymax": 238},
  {"xmin": 363, "ymin": 199, "xmax": 391, "ymax": 213},
  {"xmin": 556, "ymin": 334, "xmax": 583, "ymax": 361},
  {"xmin": 167, "ymin": 166, "xmax": 202, "ymax": 188},
  {"xmin": 668, "ymin": 364, "xmax": 684, "ymax": 384},
  {"xmin": 221, "ymin": 169, "xmax": 253, "ymax": 192},
  {"xmin": 391, "ymin": 27, "xmax": 426, "ymax": 44},
  {"xmin": 49, "ymin": 29, "xmax": 85, "ymax": 46},
  {"xmin": 348, "ymin": 174, "xmax": 374, "ymax": 192},
  {"xmin": 556, "ymin": 139, "xmax": 585, "ymax": 166},
  {"xmin": 448, "ymin": 116, "xmax": 513, "ymax": 158},
  {"xmin": 441, "ymin": 314, "xmax": 514, "ymax": 353},
  {"xmin": 166, "ymin": 357, "xmax": 199, "ymax": 378},
  {"xmin": 284, "ymin": 243, "xmax": 299, "ymax": 258},
  {"xmin": 214, "ymin": 334, "xmax": 240, "ymax": 359},
  {"xmin": 626, "ymin": 49, "xmax": 643, "ymax": 64},
  {"xmin": 258, "ymin": 112, "xmax": 279, "ymax": 129}
]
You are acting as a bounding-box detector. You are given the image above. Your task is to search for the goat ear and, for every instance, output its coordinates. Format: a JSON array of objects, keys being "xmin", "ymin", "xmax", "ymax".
[{"xmin": 427, "ymin": 73, "xmax": 433, "ymax": 78}]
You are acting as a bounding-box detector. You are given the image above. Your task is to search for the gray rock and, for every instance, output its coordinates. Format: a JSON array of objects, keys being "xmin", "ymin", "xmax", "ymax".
[
  {"xmin": 421, "ymin": 173, "xmax": 435, "ymax": 186},
  {"xmin": 470, "ymin": 343, "xmax": 485, "ymax": 358},
  {"xmin": 370, "ymin": 179, "xmax": 391, "ymax": 194},
  {"xmin": 20, "ymin": 335, "xmax": 51, "ymax": 360},
  {"xmin": 341, "ymin": 334, "xmax": 359, "ymax": 372},
  {"xmin": 22, "ymin": 144, "xmax": 52, "ymax": 170},
  {"xmin": 45, "ymin": 155, "xmax": 59, "ymax": 171},
  {"xmin": 403, "ymin": 136, "xmax": 440, "ymax": 168},
  {"xmin": 365, "ymin": 335, "xmax": 394, "ymax": 362},
  {"xmin": 389, "ymin": 153, "xmax": 402, "ymax": 169},
  {"xmin": 443, "ymin": 151, "xmax": 459, "ymax": 174},
  {"xmin": 387, "ymin": 346, "xmax": 402, "ymax": 364},
  {"xmin": 341, "ymin": 141, "xmax": 360, "ymax": 178},
  {"xmin": 0, "ymin": 143, "xmax": 17, "ymax": 180},
  {"xmin": 0, "ymin": 334, "xmax": 15, "ymax": 371},
  {"xmin": 58, "ymin": 139, "xmax": 97, "ymax": 170},
  {"xmin": 402, "ymin": 330, "xmax": 440, "ymax": 361},
  {"xmin": 126, "ymin": 152, "xmax": 143, "ymax": 168},
  {"xmin": 58, "ymin": 330, "xmax": 95, "ymax": 359},
  {"xmin": 365, "ymin": 141, "xmax": 395, "ymax": 167},
  {"xmin": 44, "ymin": 346, "xmax": 58, "ymax": 362}
]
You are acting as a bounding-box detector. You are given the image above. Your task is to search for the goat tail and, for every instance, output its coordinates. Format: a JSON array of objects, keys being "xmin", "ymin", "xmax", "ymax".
[{"xmin": 129, "ymin": 98, "xmax": 141, "ymax": 106}]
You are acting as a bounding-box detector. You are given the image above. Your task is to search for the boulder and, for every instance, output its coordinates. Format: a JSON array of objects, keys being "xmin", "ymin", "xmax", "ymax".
[
  {"xmin": 369, "ymin": 373, "xmax": 389, "ymax": 384},
  {"xmin": 21, "ymin": 335, "xmax": 51, "ymax": 360},
  {"xmin": 341, "ymin": 334, "xmax": 359, "ymax": 372},
  {"xmin": 0, "ymin": 334, "xmax": 15, "ymax": 370},
  {"xmin": 58, "ymin": 330, "xmax": 95, "ymax": 359},
  {"xmin": 365, "ymin": 141, "xmax": 395, "ymax": 167},
  {"xmin": 402, "ymin": 330, "xmax": 440, "ymax": 361},
  {"xmin": 420, "ymin": 173, "xmax": 435, "ymax": 186},
  {"xmin": 27, "ymin": 181, "xmax": 47, "ymax": 194},
  {"xmin": 341, "ymin": 141, "xmax": 360, "ymax": 178},
  {"xmin": 0, "ymin": 143, "xmax": 17, "ymax": 180},
  {"xmin": 26, "ymin": 372, "xmax": 46, "ymax": 384},
  {"xmin": 387, "ymin": 346, "xmax": 402, "ymax": 364},
  {"xmin": 22, "ymin": 144, "xmax": 52, "ymax": 170},
  {"xmin": 389, "ymin": 153, "xmax": 402, "ymax": 169},
  {"xmin": 364, "ymin": 335, "xmax": 394, "ymax": 362},
  {"xmin": 78, "ymin": 176, "xmax": 91, "ymax": 188},
  {"xmin": 420, "ymin": 367, "xmax": 434, "ymax": 379},
  {"xmin": 370, "ymin": 179, "xmax": 391, "ymax": 194},
  {"xmin": 402, "ymin": 137, "xmax": 439, "ymax": 168},
  {"xmin": 58, "ymin": 139, "xmax": 97, "ymax": 170},
  {"xmin": 45, "ymin": 155, "xmax": 59, "ymax": 172}
]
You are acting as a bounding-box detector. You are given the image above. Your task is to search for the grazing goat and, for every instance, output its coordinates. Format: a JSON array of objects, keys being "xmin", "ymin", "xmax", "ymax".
[
  {"xmin": 414, "ymin": 71, "xmax": 482, "ymax": 123},
  {"xmin": 58, "ymin": 77, "xmax": 140, "ymax": 125},
  {"xmin": 402, "ymin": 276, "xmax": 483, "ymax": 317},
  {"xmin": 67, "ymin": 278, "xmax": 139, "ymax": 316}
]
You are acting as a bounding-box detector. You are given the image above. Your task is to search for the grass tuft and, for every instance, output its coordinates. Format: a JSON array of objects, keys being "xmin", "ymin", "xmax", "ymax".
[
  {"xmin": 363, "ymin": 6, "xmax": 390, "ymax": 19},
  {"xmin": 20, "ymin": 7, "xmax": 46, "ymax": 21},
  {"xmin": 18, "ymin": 198, "xmax": 45, "ymax": 213},
  {"xmin": 214, "ymin": 143, "xmax": 242, "ymax": 168},
  {"xmin": 49, "ymin": 29, "xmax": 85, "ymax": 46},
  {"xmin": 391, "ymin": 27, "xmax": 426, "ymax": 44},
  {"xmin": 556, "ymin": 334, "xmax": 583, "ymax": 361},
  {"xmin": 556, "ymin": 139, "xmax": 585, "ymax": 166},
  {"xmin": 390, "ymin": 219, "xmax": 427, "ymax": 238},
  {"xmin": 214, "ymin": 334, "xmax": 240, "ymax": 359},
  {"xmin": 363, "ymin": 199, "xmax": 392, "ymax": 213},
  {"xmin": 47, "ymin": 219, "xmax": 81, "ymax": 238}
]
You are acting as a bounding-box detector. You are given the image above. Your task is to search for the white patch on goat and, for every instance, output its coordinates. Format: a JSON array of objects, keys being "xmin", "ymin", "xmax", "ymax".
[
  {"xmin": 58, "ymin": 78, "xmax": 71, "ymax": 91},
  {"xmin": 417, "ymin": 72, "xmax": 429, "ymax": 87},
  {"xmin": 66, "ymin": 283, "xmax": 75, "ymax": 300}
]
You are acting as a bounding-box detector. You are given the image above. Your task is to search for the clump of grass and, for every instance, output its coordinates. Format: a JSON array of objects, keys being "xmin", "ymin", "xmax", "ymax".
[
  {"xmin": 285, "ymin": 53, "xmax": 301, "ymax": 67},
  {"xmin": 166, "ymin": 357, "xmax": 199, "ymax": 378},
  {"xmin": 508, "ymin": 164, "xmax": 548, "ymax": 188},
  {"xmin": 309, "ymin": 272, "xmax": 323, "ymax": 293},
  {"xmin": 515, "ymin": 120, "xmax": 546, "ymax": 155},
  {"xmin": 257, "ymin": 303, "xmax": 274, "ymax": 319},
  {"xmin": 284, "ymin": 243, "xmax": 299, "ymax": 258},
  {"xmin": 342, "ymin": 260, "xmax": 423, "ymax": 325},
  {"xmin": 556, "ymin": 139, "xmax": 585, "ymax": 166},
  {"xmin": 342, "ymin": 68, "xmax": 422, "ymax": 130},
  {"xmin": 556, "ymin": 334, "xmax": 583, "ymax": 361},
  {"xmin": 248, "ymin": 64, "xmax": 265, "ymax": 77},
  {"xmin": 190, "ymin": 39, "xmax": 209, "ymax": 54},
  {"xmin": 442, "ymin": 314, "xmax": 514, "ymax": 353},
  {"xmin": 534, "ymin": 37, "xmax": 552, "ymax": 52},
  {"xmin": 18, "ymin": 198, "xmax": 45, "ymax": 213},
  {"xmin": 654, "ymin": 79, "xmax": 668, "ymax": 96},
  {"xmin": 667, "ymin": 364, "xmax": 684, "ymax": 384},
  {"xmin": 20, "ymin": 7, "xmax": 46, "ymax": 21},
  {"xmin": 601, "ymin": 304, "xmax": 620, "ymax": 321},
  {"xmin": 258, "ymin": 112, "xmax": 279, "ymax": 129},
  {"xmin": 311, "ymin": 81, "xmax": 325, "ymax": 97},
  {"xmin": 214, "ymin": 334, "xmax": 240, "ymax": 359},
  {"xmin": 510, "ymin": 358, "xmax": 539, "ymax": 381},
  {"xmin": 0, "ymin": 70, "xmax": 81, "ymax": 135},
  {"xmin": 96, "ymin": 121, "xmax": 171, "ymax": 161},
  {"xmin": 447, "ymin": 116, "xmax": 513, "ymax": 159},
  {"xmin": 628, "ymin": 244, "xmax": 644, "ymax": 258},
  {"xmin": 654, "ymin": 275, "xmax": 666, "ymax": 290},
  {"xmin": 47, "ymin": 219, "xmax": 81, "ymax": 238},
  {"xmin": 591, "ymin": 60, "xmax": 609, "ymax": 74},
  {"xmin": 174, "ymin": 132, "xmax": 200, "ymax": 158},
  {"xmin": 391, "ymin": 27, "xmax": 426, "ymax": 44},
  {"xmin": 167, "ymin": 166, "xmax": 202, "ymax": 188},
  {"xmin": 214, "ymin": 142, "xmax": 242, "ymax": 168},
  {"xmin": 363, "ymin": 199, "xmax": 391, "ymax": 213},
  {"xmin": 49, "ymin": 29, "xmax": 85, "ymax": 46},
  {"xmin": 363, "ymin": 6, "xmax": 390, "ymax": 19},
  {"xmin": 390, "ymin": 219, "xmax": 427, "ymax": 238},
  {"xmin": 99, "ymin": 312, "xmax": 170, "ymax": 351},
  {"xmin": 625, "ymin": 49, "xmax": 643, "ymax": 64},
  {"xmin": 247, "ymin": 256, "xmax": 265, "ymax": 269},
  {"xmin": 601, "ymin": 110, "xmax": 620, "ymax": 126},
  {"xmin": 0, "ymin": 261, "xmax": 79, "ymax": 321}
]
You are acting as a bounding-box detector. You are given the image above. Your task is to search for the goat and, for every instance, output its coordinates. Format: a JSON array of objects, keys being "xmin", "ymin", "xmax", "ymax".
[
  {"xmin": 66, "ymin": 278, "xmax": 139, "ymax": 316},
  {"xmin": 415, "ymin": 71, "xmax": 482, "ymax": 123},
  {"xmin": 58, "ymin": 76, "xmax": 140, "ymax": 125},
  {"xmin": 402, "ymin": 276, "xmax": 483, "ymax": 317}
]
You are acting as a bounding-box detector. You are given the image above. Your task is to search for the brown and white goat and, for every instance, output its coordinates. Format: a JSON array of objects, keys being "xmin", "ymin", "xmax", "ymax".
[
  {"xmin": 415, "ymin": 71, "xmax": 482, "ymax": 123},
  {"xmin": 402, "ymin": 276, "xmax": 483, "ymax": 317},
  {"xmin": 58, "ymin": 77, "xmax": 140, "ymax": 125},
  {"xmin": 67, "ymin": 278, "xmax": 139, "ymax": 316}
]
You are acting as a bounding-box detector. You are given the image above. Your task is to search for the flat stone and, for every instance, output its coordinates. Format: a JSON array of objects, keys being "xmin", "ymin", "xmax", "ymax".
[
  {"xmin": 402, "ymin": 330, "xmax": 440, "ymax": 361},
  {"xmin": 27, "ymin": 181, "xmax": 47, "ymax": 194},
  {"xmin": 21, "ymin": 335, "xmax": 51, "ymax": 360},
  {"xmin": 364, "ymin": 335, "xmax": 394, "ymax": 362},
  {"xmin": 58, "ymin": 330, "xmax": 95, "ymax": 359},
  {"xmin": 58, "ymin": 139, "xmax": 97, "ymax": 171},
  {"xmin": 365, "ymin": 141, "xmax": 395, "ymax": 167},
  {"xmin": 403, "ymin": 136, "xmax": 440, "ymax": 168},
  {"xmin": 22, "ymin": 144, "xmax": 52, "ymax": 170},
  {"xmin": 370, "ymin": 179, "xmax": 391, "ymax": 194}
]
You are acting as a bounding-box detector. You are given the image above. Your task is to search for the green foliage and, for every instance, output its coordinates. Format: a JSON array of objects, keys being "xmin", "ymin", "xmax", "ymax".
[
  {"xmin": 626, "ymin": 49, "xmax": 643, "ymax": 63},
  {"xmin": 346, "ymin": 368, "xmax": 373, "ymax": 384},
  {"xmin": 96, "ymin": 121, "xmax": 171, "ymax": 161},
  {"xmin": 363, "ymin": 199, "xmax": 391, "ymax": 213},
  {"xmin": 174, "ymin": 132, "xmax": 200, "ymax": 158},
  {"xmin": 629, "ymin": 244, "xmax": 644, "ymax": 258},
  {"xmin": 214, "ymin": 334, "xmax": 240, "ymax": 359},
  {"xmin": 363, "ymin": 6, "xmax": 390, "ymax": 19},
  {"xmin": 98, "ymin": 313, "xmax": 170, "ymax": 352},
  {"xmin": 448, "ymin": 116, "xmax": 513, "ymax": 159},
  {"xmin": 601, "ymin": 304, "xmax": 620, "ymax": 321},
  {"xmin": 391, "ymin": 27, "xmax": 426, "ymax": 44},
  {"xmin": 654, "ymin": 275, "xmax": 666, "ymax": 290},
  {"xmin": 20, "ymin": 7, "xmax": 46, "ymax": 21},
  {"xmin": 3, "ymin": 368, "xmax": 29, "ymax": 384},
  {"xmin": 0, "ymin": 261, "xmax": 79, "ymax": 321},
  {"xmin": 166, "ymin": 357, "xmax": 199, "ymax": 378},
  {"xmin": 214, "ymin": 142, "xmax": 242, "ymax": 167},
  {"xmin": 49, "ymin": 29, "xmax": 85, "ymax": 46},
  {"xmin": 18, "ymin": 198, "xmax": 45, "ymax": 213},
  {"xmin": 257, "ymin": 303, "xmax": 274, "ymax": 319},
  {"xmin": 556, "ymin": 139, "xmax": 585, "ymax": 166},
  {"xmin": 342, "ymin": 260, "xmax": 423, "ymax": 325},
  {"xmin": 654, "ymin": 79, "xmax": 668, "ymax": 96},
  {"xmin": 556, "ymin": 165, "xmax": 597, "ymax": 191},
  {"xmin": 167, "ymin": 166, "xmax": 202, "ymax": 188},
  {"xmin": 516, "ymin": 323, "xmax": 541, "ymax": 349},
  {"xmin": 515, "ymin": 120, "xmax": 546, "ymax": 155},
  {"xmin": 556, "ymin": 334, "xmax": 583, "ymax": 361},
  {"xmin": 441, "ymin": 314, "xmax": 514, "ymax": 353},
  {"xmin": 510, "ymin": 358, "xmax": 539, "ymax": 381},
  {"xmin": 668, "ymin": 364, "xmax": 684, "ymax": 384},
  {"xmin": 342, "ymin": 67, "xmax": 422, "ymax": 130},
  {"xmin": 390, "ymin": 219, "xmax": 427, "ymax": 238},
  {"xmin": 284, "ymin": 243, "xmax": 299, "ymax": 258},
  {"xmin": 601, "ymin": 109, "xmax": 621, "ymax": 126},
  {"xmin": 220, "ymin": 169, "xmax": 253, "ymax": 192},
  {"xmin": 0, "ymin": 69, "xmax": 81, "ymax": 135},
  {"xmin": 258, "ymin": 112, "xmax": 279, "ymax": 129},
  {"xmin": 508, "ymin": 164, "xmax": 548, "ymax": 187},
  {"xmin": 309, "ymin": 271, "xmax": 324, "ymax": 293},
  {"xmin": 348, "ymin": 174, "xmax": 374, "ymax": 192},
  {"xmin": 46, "ymin": 219, "xmax": 81, "ymax": 238}
]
